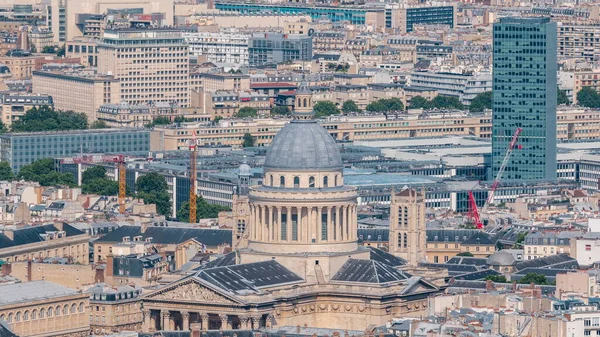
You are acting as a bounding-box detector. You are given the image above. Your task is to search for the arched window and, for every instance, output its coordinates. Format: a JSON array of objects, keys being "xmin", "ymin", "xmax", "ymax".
[
  {"xmin": 64, "ymin": 305, "xmax": 70, "ymax": 315},
  {"xmin": 7, "ymin": 313, "xmax": 12, "ymax": 323},
  {"xmin": 293, "ymin": 176, "xmax": 300, "ymax": 188},
  {"xmin": 403, "ymin": 233, "xmax": 408, "ymax": 248},
  {"xmin": 15, "ymin": 312, "xmax": 21, "ymax": 322},
  {"xmin": 23, "ymin": 311, "xmax": 29, "ymax": 321},
  {"xmin": 71, "ymin": 304, "xmax": 76, "ymax": 314},
  {"xmin": 55, "ymin": 306, "xmax": 60, "ymax": 316},
  {"xmin": 334, "ymin": 175, "xmax": 339, "ymax": 186},
  {"xmin": 323, "ymin": 176, "xmax": 328, "ymax": 188},
  {"xmin": 39, "ymin": 309, "xmax": 45, "ymax": 318},
  {"xmin": 47, "ymin": 308, "xmax": 53, "ymax": 317},
  {"xmin": 303, "ymin": 97, "xmax": 308, "ymax": 107},
  {"xmin": 309, "ymin": 176, "xmax": 315, "ymax": 187},
  {"xmin": 0, "ymin": 315, "xmax": 4, "ymax": 322},
  {"xmin": 403, "ymin": 207, "xmax": 408, "ymax": 226},
  {"xmin": 280, "ymin": 176, "xmax": 285, "ymax": 187},
  {"xmin": 79, "ymin": 302, "xmax": 84, "ymax": 313},
  {"xmin": 32, "ymin": 310, "xmax": 37, "ymax": 320},
  {"xmin": 269, "ymin": 174, "xmax": 273, "ymax": 186}
]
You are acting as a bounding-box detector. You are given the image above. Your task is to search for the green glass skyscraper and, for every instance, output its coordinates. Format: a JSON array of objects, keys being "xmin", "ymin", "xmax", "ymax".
[{"xmin": 492, "ymin": 17, "xmax": 557, "ymax": 181}]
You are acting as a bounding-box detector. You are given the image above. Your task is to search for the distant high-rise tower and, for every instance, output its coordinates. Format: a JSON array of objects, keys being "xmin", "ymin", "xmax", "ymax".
[
  {"xmin": 492, "ymin": 17, "xmax": 557, "ymax": 181},
  {"xmin": 389, "ymin": 188, "xmax": 426, "ymax": 266}
]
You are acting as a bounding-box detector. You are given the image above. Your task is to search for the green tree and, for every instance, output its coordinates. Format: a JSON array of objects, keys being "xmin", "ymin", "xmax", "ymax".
[
  {"xmin": 409, "ymin": 96, "xmax": 430, "ymax": 109},
  {"xmin": 365, "ymin": 101, "xmax": 386, "ymax": 112},
  {"xmin": 518, "ymin": 273, "xmax": 549, "ymax": 285},
  {"xmin": 18, "ymin": 158, "xmax": 75, "ymax": 187},
  {"xmin": 11, "ymin": 106, "xmax": 88, "ymax": 132},
  {"xmin": 90, "ymin": 120, "xmax": 109, "ymax": 129},
  {"xmin": 236, "ymin": 107, "xmax": 258, "ymax": 118},
  {"xmin": 270, "ymin": 106, "xmax": 290, "ymax": 116},
  {"xmin": 514, "ymin": 232, "xmax": 527, "ymax": 248},
  {"xmin": 0, "ymin": 162, "xmax": 14, "ymax": 181},
  {"xmin": 177, "ymin": 196, "xmax": 231, "ymax": 221},
  {"xmin": 558, "ymin": 87, "xmax": 570, "ymax": 105},
  {"xmin": 174, "ymin": 115, "xmax": 189, "ymax": 123},
  {"xmin": 242, "ymin": 133, "xmax": 254, "ymax": 147},
  {"xmin": 456, "ymin": 252, "xmax": 474, "ymax": 257},
  {"xmin": 82, "ymin": 166, "xmax": 107, "ymax": 185},
  {"xmin": 82, "ymin": 178, "xmax": 119, "ymax": 196},
  {"xmin": 342, "ymin": 100, "xmax": 360, "ymax": 113},
  {"xmin": 213, "ymin": 116, "xmax": 223, "ymax": 124},
  {"xmin": 146, "ymin": 116, "xmax": 171, "ymax": 128},
  {"xmin": 577, "ymin": 87, "xmax": 600, "ymax": 108},
  {"xmin": 469, "ymin": 91, "xmax": 492, "ymax": 112},
  {"xmin": 41, "ymin": 45, "xmax": 57, "ymax": 54},
  {"xmin": 429, "ymin": 95, "xmax": 464, "ymax": 109},
  {"xmin": 136, "ymin": 172, "xmax": 171, "ymax": 216},
  {"xmin": 56, "ymin": 44, "xmax": 65, "ymax": 57},
  {"xmin": 313, "ymin": 101, "xmax": 340, "ymax": 118},
  {"xmin": 366, "ymin": 98, "xmax": 404, "ymax": 112},
  {"xmin": 484, "ymin": 274, "xmax": 508, "ymax": 283}
]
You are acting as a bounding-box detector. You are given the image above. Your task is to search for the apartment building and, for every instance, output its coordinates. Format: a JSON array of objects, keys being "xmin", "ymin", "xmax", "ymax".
[
  {"xmin": 194, "ymin": 91, "xmax": 271, "ymax": 118},
  {"xmin": 0, "ymin": 49, "xmax": 39, "ymax": 79},
  {"xmin": 409, "ymin": 70, "xmax": 492, "ymax": 105},
  {"xmin": 32, "ymin": 69, "xmax": 120, "ymax": 121},
  {"xmin": 86, "ymin": 284, "xmax": 143, "ymax": 334},
  {"xmin": 97, "ymin": 28, "xmax": 190, "ymax": 107},
  {"xmin": 557, "ymin": 22, "xmax": 600, "ymax": 62},
  {"xmin": 0, "ymin": 93, "xmax": 53, "ymax": 126},
  {"xmin": 29, "ymin": 26, "xmax": 54, "ymax": 52},
  {"xmin": 97, "ymin": 101, "xmax": 153, "ymax": 128},
  {"xmin": 312, "ymin": 32, "xmax": 346, "ymax": 54},
  {"xmin": 66, "ymin": 36, "xmax": 99, "ymax": 67},
  {"xmin": 183, "ymin": 30, "xmax": 250, "ymax": 66},
  {"xmin": 190, "ymin": 73, "xmax": 251, "ymax": 93},
  {"xmin": 523, "ymin": 231, "xmax": 578, "ymax": 260}
]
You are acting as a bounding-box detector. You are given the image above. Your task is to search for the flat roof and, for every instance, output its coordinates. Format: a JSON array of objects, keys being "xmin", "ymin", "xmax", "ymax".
[{"xmin": 0, "ymin": 281, "xmax": 79, "ymax": 306}]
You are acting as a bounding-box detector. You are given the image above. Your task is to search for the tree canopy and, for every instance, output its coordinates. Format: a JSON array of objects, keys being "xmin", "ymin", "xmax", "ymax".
[
  {"xmin": 558, "ymin": 87, "xmax": 570, "ymax": 105},
  {"xmin": 518, "ymin": 273, "xmax": 551, "ymax": 285},
  {"xmin": 242, "ymin": 133, "xmax": 254, "ymax": 147},
  {"xmin": 11, "ymin": 106, "xmax": 88, "ymax": 132},
  {"xmin": 236, "ymin": 107, "xmax": 258, "ymax": 118},
  {"xmin": 484, "ymin": 274, "xmax": 508, "ymax": 283},
  {"xmin": 136, "ymin": 172, "xmax": 171, "ymax": 216},
  {"xmin": 469, "ymin": 91, "xmax": 492, "ymax": 112},
  {"xmin": 90, "ymin": 120, "xmax": 109, "ymax": 129},
  {"xmin": 342, "ymin": 100, "xmax": 360, "ymax": 113},
  {"xmin": 577, "ymin": 87, "xmax": 600, "ymax": 108},
  {"xmin": 313, "ymin": 101, "xmax": 340, "ymax": 118},
  {"xmin": 145, "ymin": 116, "xmax": 171, "ymax": 128},
  {"xmin": 0, "ymin": 162, "xmax": 13, "ymax": 181},
  {"xmin": 366, "ymin": 98, "xmax": 404, "ymax": 112},
  {"xmin": 177, "ymin": 196, "xmax": 231, "ymax": 222},
  {"xmin": 270, "ymin": 106, "xmax": 290, "ymax": 116},
  {"xmin": 408, "ymin": 95, "xmax": 464, "ymax": 110},
  {"xmin": 18, "ymin": 158, "xmax": 75, "ymax": 187},
  {"xmin": 81, "ymin": 166, "xmax": 120, "ymax": 196}
]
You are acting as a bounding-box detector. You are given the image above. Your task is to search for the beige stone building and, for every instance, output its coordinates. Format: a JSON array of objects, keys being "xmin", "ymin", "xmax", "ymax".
[
  {"xmin": 190, "ymin": 73, "xmax": 251, "ymax": 93},
  {"xmin": 556, "ymin": 271, "xmax": 597, "ymax": 299},
  {"xmin": 140, "ymin": 81, "xmax": 440, "ymax": 333},
  {"xmin": 66, "ymin": 37, "xmax": 98, "ymax": 67},
  {"xmin": 0, "ymin": 93, "xmax": 53, "ymax": 126},
  {"xmin": 4, "ymin": 261, "xmax": 101, "ymax": 290},
  {"xmin": 0, "ymin": 223, "xmax": 90, "ymax": 264},
  {"xmin": 86, "ymin": 283, "xmax": 143, "ymax": 335},
  {"xmin": 389, "ymin": 188, "xmax": 426, "ymax": 266},
  {"xmin": 0, "ymin": 50, "xmax": 39, "ymax": 79},
  {"xmin": 97, "ymin": 28, "xmax": 190, "ymax": 108},
  {"xmin": 32, "ymin": 69, "xmax": 120, "ymax": 121},
  {"xmin": 0, "ymin": 281, "xmax": 90, "ymax": 337}
]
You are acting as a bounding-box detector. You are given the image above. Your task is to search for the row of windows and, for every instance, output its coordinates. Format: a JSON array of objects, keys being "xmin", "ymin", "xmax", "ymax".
[{"xmin": 1, "ymin": 303, "xmax": 85, "ymax": 323}]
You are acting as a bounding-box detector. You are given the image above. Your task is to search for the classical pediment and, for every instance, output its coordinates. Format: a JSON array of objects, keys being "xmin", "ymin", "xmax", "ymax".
[{"xmin": 145, "ymin": 278, "xmax": 243, "ymax": 305}]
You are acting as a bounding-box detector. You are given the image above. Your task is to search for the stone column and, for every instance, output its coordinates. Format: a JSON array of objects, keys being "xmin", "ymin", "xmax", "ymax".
[
  {"xmin": 326, "ymin": 206, "xmax": 332, "ymax": 241},
  {"xmin": 181, "ymin": 311, "xmax": 190, "ymax": 331},
  {"xmin": 250, "ymin": 205, "xmax": 255, "ymax": 240},
  {"xmin": 352, "ymin": 205, "xmax": 357, "ymax": 238},
  {"xmin": 286, "ymin": 206, "xmax": 292, "ymax": 242},
  {"xmin": 219, "ymin": 314, "xmax": 228, "ymax": 330},
  {"xmin": 161, "ymin": 311, "xmax": 169, "ymax": 331},
  {"xmin": 346, "ymin": 205, "xmax": 351, "ymax": 240},
  {"xmin": 251, "ymin": 316, "xmax": 261, "ymax": 330},
  {"xmin": 335, "ymin": 206, "xmax": 341, "ymax": 241},
  {"xmin": 142, "ymin": 309, "xmax": 151, "ymax": 332},
  {"xmin": 316, "ymin": 207, "xmax": 322, "ymax": 242},
  {"xmin": 200, "ymin": 314, "xmax": 209, "ymax": 331},
  {"xmin": 261, "ymin": 205, "xmax": 267, "ymax": 241},
  {"xmin": 240, "ymin": 316, "xmax": 250, "ymax": 330},
  {"xmin": 307, "ymin": 207, "xmax": 313, "ymax": 243},
  {"xmin": 277, "ymin": 206, "xmax": 282, "ymax": 241},
  {"xmin": 266, "ymin": 315, "xmax": 274, "ymax": 328}
]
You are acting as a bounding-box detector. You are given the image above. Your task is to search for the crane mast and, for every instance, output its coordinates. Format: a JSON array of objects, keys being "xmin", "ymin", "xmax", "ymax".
[{"xmin": 189, "ymin": 131, "xmax": 197, "ymax": 223}]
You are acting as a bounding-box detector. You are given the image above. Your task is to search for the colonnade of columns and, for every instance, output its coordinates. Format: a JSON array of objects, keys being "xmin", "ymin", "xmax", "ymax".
[
  {"xmin": 248, "ymin": 204, "xmax": 357, "ymax": 243},
  {"xmin": 142, "ymin": 309, "xmax": 272, "ymax": 332}
]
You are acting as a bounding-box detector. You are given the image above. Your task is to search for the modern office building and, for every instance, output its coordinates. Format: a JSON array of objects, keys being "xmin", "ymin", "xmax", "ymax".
[
  {"xmin": 0, "ymin": 128, "xmax": 159, "ymax": 173},
  {"xmin": 386, "ymin": 5, "xmax": 456, "ymax": 33},
  {"xmin": 492, "ymin": 17, "xmax": 557, "ymax": 181},
  {"xmin": 32, "ymin": 69, "xmax": 120, "ymax": 122},
  {"xmin": 248, "ymin": 33, "xmax": 312, "ymax": 66},
  {"xmin": 97, "ymin": 28, "xmax": 190, "ymax": 107},
  {"xmin": 409, "ymin": 70, "xmax": 492, "ymax": 105},
  {"xmin": 183, "ymin": 31, "xmax": 250, "ymax": 66}
]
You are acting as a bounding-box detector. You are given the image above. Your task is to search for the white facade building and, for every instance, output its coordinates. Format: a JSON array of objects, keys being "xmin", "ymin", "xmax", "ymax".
[
  {"xmin": 408, "ymin": 70, "xmax": 492, "ymax": 105},
  {"xmin": 183, "ymin": 30, "xmax": 250, "ymax": 67}
]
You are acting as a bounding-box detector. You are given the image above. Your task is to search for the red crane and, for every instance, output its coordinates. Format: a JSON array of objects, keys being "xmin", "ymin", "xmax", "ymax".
[
  {"xmin": 61, "ymin": 155, "xmax": 127, "ymax": 214},
  {"xmin": 468, "ymin": 127, "xmax": 522, "ymax": 229}
]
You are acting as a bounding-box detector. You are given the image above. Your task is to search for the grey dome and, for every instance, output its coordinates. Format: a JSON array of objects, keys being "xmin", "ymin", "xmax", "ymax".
[
  {"xmin": 487, "ymin": 251, "xmax": 516, "ymax": 266},
  {"xmin": 239, "ymin": 163, "xmax": 251, "ymax": 176},
  {"xmin": 264, "ymin": 120, "xmax": 342, "ymax": 170}
]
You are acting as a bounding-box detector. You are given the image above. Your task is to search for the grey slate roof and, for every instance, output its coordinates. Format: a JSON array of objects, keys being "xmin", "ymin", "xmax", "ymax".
[
  {"xmin": 358, "ymin": 228, "xmax": 389, "ymax": 242},
  {"xmin": 514, "ymin": 254, "xmax": 577, "ymax": 271},
  {"xmin": 196, "ymin": 260, "xmax": 303, "ymax": 294},
  {"xmin": 0, "ymin": 321, "xmax": 17, "ymax": 337},
  {"xmin": 0, "ymin": 281, "xmax": 79, "ymax": 306},
  {"xmin": 446, "ymin": 256, "xmax": 488, "ymax": 266},
  {"xmin": 94, "ymin": 225, "xmax": 232, "ymax": 246},
  {"xmin": 426, "ymin": 229, "xmax": 483, "ymax": 243},
  {"xmin": 0, "ymin": 223, "xmax": 85, "ymax": 249},
  {"xmin": 263, "ymin": 120, "xmax": 342, "ymax": 171},
  {"xmin": 331, "ymin": 258, "xmax": 411, "ymax": 284},
  {"xmin": 446, "ymin": 269, "xmax": 502, "ymax": 282},
  {"xmin": 368, "ymin": 246, "xmax": 407, "ymax": 267},
  {"xmin": 201, "ymin": 251, "xmax": 237, "ymax": 269}
]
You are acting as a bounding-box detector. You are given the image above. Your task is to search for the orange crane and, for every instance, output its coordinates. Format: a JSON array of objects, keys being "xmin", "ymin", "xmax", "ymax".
[
  {"xmin": 61, "ymin": 155, "xmax": 127, "ymax": 214},
  {"xmin": 468, "ymin": 127, "xmax": 522, "ymax": 229},
  {"xmin": 189, "ymin": 131, "xmax": 197, "ymax": 223}
]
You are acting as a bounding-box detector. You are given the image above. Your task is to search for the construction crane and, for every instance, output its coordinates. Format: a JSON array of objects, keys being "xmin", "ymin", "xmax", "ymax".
[
  {"xmin": 189, "ymin": 131, "xmax": 197, "ymax": 223},
  {"xmin": 467, "ymin": 127, "xmax": 522, "ymax": 229},
  {"xmin": 61, "ymin": 155, "xmax": 127, "ymax": 214}
]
